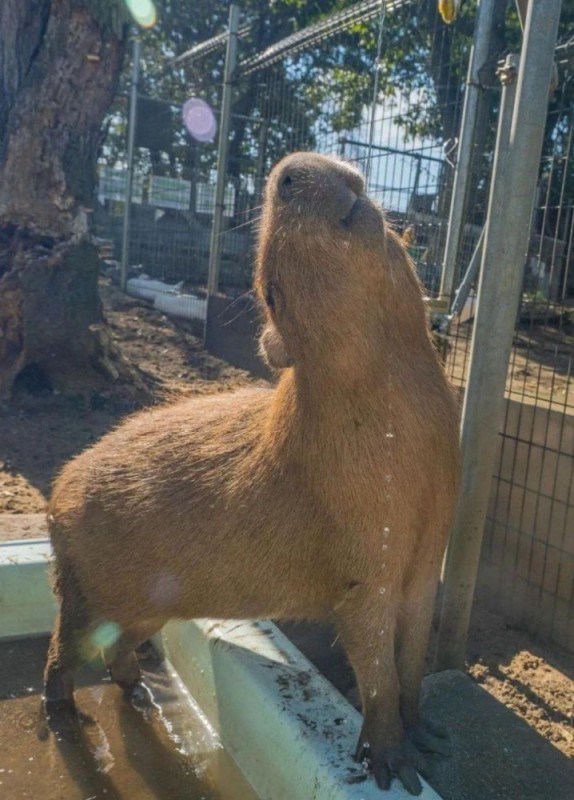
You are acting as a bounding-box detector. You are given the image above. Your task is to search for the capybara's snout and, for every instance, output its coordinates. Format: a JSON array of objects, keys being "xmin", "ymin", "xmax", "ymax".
[{"xmin": 269, "ymin": 152, "xmax": 365, "ymax": 226}]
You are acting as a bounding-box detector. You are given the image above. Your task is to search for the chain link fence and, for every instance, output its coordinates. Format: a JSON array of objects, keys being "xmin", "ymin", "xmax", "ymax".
[{"xmin": 478, "ymin": 29, "xmax": 574, "ymax": 650}]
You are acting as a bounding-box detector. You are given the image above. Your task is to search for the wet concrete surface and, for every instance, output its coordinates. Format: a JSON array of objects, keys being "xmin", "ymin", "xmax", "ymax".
[{"xmin": 0, "ymin": 637, "xmax": 258, "ymax": 800}]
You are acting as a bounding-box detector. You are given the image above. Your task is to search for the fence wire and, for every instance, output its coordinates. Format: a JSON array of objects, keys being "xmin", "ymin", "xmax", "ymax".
[
  {"xmin": 479, "ymin": 29, "xmax": 574, "ymax": 650},
  {"xmin": 95, "ymin": 0, "xmax": 574, "ymax": 651}
]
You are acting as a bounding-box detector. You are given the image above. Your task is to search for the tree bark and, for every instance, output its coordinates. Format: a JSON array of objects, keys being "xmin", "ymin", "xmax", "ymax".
[{"xmin": 0, "ymin": 0, "xmax": 142, "ymax": 399}]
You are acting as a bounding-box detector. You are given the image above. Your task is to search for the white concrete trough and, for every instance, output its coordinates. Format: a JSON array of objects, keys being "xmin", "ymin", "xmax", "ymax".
[
  {"xmin": 0, "ymin": 539, "xmax": 442, "ymax": 800},
  {"xmin": 126, "ymin": 276, "xmax": 207, "ymax": 321}
]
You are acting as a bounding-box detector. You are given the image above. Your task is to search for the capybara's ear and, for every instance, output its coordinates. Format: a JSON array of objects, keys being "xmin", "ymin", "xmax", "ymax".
[
  {"xmin": 259, "ymin": 324, "xmax": 294, "ymax": 370},
  {"xmin": 402, "ymin": 225, "xmax": 414, "ymax": 246}
]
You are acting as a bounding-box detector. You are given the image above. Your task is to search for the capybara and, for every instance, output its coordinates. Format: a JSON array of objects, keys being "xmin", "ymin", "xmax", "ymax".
[{"xmin": 44, "ymin": 152, "xmax": 460, "ymax": 795}]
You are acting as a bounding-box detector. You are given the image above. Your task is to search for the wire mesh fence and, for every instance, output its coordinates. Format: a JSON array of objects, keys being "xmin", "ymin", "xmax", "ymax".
[
  {"xmin": 96, "ymin": 0, "xmax": 475, "ymax": 299},
  {"xmin": 94, "ymin": 0, "xmax": 573, "ymax": 651},
  {"xmin": 478, "ymin": 23, "xmax": 574, "ymax": 650}
]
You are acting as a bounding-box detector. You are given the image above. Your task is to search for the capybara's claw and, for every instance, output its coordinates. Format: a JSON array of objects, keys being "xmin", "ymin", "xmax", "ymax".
[
  {"xmin": 122, "ymin": 680, "xmax": 153, "ymax": 710},
  {"xmin": 43, "ymin": 696, "xmax": 76, "ymax": 719},
  {"xmin": 356, "ymin": 737, "xmax": 423, "ymax": 795},
  {"xmin": 391, "ymin": 758, "xmax": 422, "ymax": 796},
  {"xmin": 407, "ymin": 721, "xmax": 452, "ymax": 756},
  {"xmin": 43, "ymin": 697, "xmax": 81, "ymax": 741},
  {"xmin": 370, "ymin": 746, "xmax": 423, "ymax": 795},
  {"xmin": 375, "ymin": 762, "xmax": 393, "ymax": 791}
]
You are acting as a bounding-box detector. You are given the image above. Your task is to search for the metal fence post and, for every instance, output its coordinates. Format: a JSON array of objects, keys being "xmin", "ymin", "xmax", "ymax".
[
  {"xmin": 439, "ymin": 0, "xmax": 497, "ymax": 301},
  {"xmin": 206, "ymin": 4, "xmax": 240, "ymax": 300},
  {"xmin": 435, "ymin": 0, "xmax": 562, "ymax": 671},
  {"xmin": 120, "ymin": 34, "xmax": 140, "ymax": 292}
]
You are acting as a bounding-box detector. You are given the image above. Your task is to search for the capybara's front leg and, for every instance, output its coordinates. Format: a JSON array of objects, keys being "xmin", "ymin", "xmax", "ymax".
[
  {"xmin": 104, "ymin": 622, "xmax": 162, "ymax": 707},
  {"xmin": 335, "ymin": 590, "xmax": 423, "ymax": 796},
  {"xmin": 396, "ymin": 571, "xmax": 451, "ymax": 759}
]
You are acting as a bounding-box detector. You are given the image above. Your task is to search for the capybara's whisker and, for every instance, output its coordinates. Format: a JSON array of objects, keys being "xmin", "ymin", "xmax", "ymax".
[
  {"xmin": 221, "ymin": 304, "xmax": 252, "ymax": 327},
  {"xmin": 236, "ymin": 204, "xmax": 263, "ymax": 217},
  {"xmin": 217, "ymin": 288, "xmax": 254, "ymax": 316},
  {"xmin": 220, "ymin": 216, "xmax": 260, "ymax": 236}
]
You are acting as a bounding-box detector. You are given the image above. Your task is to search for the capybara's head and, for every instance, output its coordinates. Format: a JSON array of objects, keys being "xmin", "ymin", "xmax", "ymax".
[{"xmin": 256, "ymin": 152, "xmax": 422, "ymax": 373}]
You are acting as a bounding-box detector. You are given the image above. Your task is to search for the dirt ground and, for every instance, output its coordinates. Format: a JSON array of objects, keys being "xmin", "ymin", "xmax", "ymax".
[
  {"xmin": 0, "ymin": 282, "xmax": 572, "ymax": 765},
  {"xmin": 445, "ymin": 315, "xmax": 574, "ymax": 410}
]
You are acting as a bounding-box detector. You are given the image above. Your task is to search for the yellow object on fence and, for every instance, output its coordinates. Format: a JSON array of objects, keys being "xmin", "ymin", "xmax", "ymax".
[{"xmin": 438, "ymin": 0, "xmax": 460, "ymax": 24}]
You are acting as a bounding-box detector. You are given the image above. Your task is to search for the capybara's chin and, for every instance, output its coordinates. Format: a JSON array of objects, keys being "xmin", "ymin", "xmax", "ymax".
[{"xmin": 45, "ymin": 152, "xmax": 460, "ymax": 797}]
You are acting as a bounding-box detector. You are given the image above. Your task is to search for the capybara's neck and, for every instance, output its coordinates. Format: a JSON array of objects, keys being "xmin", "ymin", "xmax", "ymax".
[
  {"xmin": 284, "ymin": 263, "xmax": 437, "ymax": 406},
  {"xmin": 261, "ymin": 233, "xmax": 454, "ymax": 481},
  {"xmin": 275, "ymin": 327, "xmax": 441, "ymax": 433}
]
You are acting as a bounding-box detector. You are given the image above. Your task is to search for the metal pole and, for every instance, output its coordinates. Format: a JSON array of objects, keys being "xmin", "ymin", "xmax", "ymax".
[
  {"xmin": 436, "ymin": 0, "xmax": 562, "ymax": 671},
  {"xmin": 365, "ymin": 1, "xmax": 387, "ymax": 185},
  {"xmin": 255, "ymin": 118, "xmax": 268, "ymax": 198},
  {"xmin": 411, "ymin": 155, "xmax": 422, "ymax": 202},
  {"xmin": 206, "ymin": 4, "xmax": 240, "ymax": 298},
  {"xmin": 515, "ymin": 0, "xmax": 528, "ymax": 29},
  {"xmin": 439, "ymin": 0, "xmax": 497, "ymax": 301},
  {"xmin": 120, "ymin": 34, "xmax": 140, "ymax": 293},
  {"xmin": 448, "ymin": 226, "xmax": 484, "ymax": 320}
]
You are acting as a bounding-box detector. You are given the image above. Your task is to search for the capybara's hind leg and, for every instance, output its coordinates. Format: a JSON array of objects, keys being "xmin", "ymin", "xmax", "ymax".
[
  {"xmin": 44, "ymin": 613, "xmax": 75, "ymax": 709},
  {"xmin": 44, "ymin": 561, "xmax": 90, "ymax": 713},
  {"xmin": 44, "ymin": 611, "xmax": 89, "ymax": 712},
  {"xmin": 105, "ymin": 623, "xmax": 162, "ymax": 705}
]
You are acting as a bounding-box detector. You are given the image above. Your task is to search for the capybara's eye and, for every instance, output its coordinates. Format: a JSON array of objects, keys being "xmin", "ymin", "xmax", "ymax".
[
  {"xmin": 265, "ymin": 286, "xmax": 275, "ymax": 311},
  {"xmin": 279, "ymin": 174, "xmax": 293, "ymax": 201}
]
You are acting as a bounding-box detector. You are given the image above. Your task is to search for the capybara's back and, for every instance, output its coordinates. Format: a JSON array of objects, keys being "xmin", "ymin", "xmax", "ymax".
[{"xmin": 45, "ymin": 152, "xmax": 459, "ymax": 796}]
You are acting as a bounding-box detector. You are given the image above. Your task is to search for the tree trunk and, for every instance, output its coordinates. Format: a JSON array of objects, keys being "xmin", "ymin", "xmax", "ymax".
[{"xmin": 0, "ymin": 0, "xmax": 141, "ymax": 399}]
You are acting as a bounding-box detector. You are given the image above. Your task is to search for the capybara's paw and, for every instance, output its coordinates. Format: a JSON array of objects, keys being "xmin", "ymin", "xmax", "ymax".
[
  {"xmin": 356, "ymin": 737, "xmax": 423, "ymax": 796},
  {"xmin": 43, "ymin": 697, "xmax": 81, "ymax": 740},
  {"xmin": 407, "ymin": 719, "xmax": 451, "ymax": 757},
  {"xmin": 44, "ymin": 696, "xmax": 76, "ymax": 718},
  {"xmin": 122, "ymin": 680, "xmax": 153, "ymax": 710}
]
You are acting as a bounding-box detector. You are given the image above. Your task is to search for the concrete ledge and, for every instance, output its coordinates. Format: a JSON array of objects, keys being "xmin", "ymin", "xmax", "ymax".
[
  {"xmin": 0, "ymin": 539, "xmax": 57, "ymax": 638},
  {"xmin": 0, "ymin": 513, "xmax": 48, "ymax": 542},
  {"xmin": 0, "ymin": 539, "xmax": 441, "ymax": 800},
  {"xmin": 160, "ymin": 618, "xmax": 442, "ymax": 799}
]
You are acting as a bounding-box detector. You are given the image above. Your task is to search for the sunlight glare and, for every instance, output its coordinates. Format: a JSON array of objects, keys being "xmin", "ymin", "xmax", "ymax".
[{"xmin": 124, "ymin": 0, "xmax": 158, "ymax": 29}]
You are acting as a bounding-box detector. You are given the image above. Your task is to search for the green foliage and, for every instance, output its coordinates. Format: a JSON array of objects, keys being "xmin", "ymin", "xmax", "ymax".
[
  {"xmin": 143, "ymin": 0, "xmax": 382, "ymax": 167},
  {"xmin": 102, "ymin": 0, "xmax": 470, "ymax": 178},
  {"xmin": 100, "ymin": 0, "xmax": 574, "ymax": 233}
]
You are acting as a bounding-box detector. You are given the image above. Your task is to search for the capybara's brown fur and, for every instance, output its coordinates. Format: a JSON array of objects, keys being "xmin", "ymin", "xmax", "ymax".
[{"xmin": 45, "ymin": 153, "xmax": 460, "ymax": 794}]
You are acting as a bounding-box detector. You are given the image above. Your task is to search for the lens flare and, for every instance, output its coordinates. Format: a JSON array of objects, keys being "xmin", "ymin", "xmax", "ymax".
[
  {"xmin": 124, "ymin": 0, "xmax": 157, "ymax": 29},
  {"xmin": 182, "ymin": 98, "xmax": 217, "ymax": 143},
  {"xmin": 438, "ymin": 0, "xmax": 460, "ymax": 24},
  {"xmin": 91, "ymin": 621, "xmax": 122, "ymax": 650}
]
